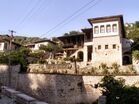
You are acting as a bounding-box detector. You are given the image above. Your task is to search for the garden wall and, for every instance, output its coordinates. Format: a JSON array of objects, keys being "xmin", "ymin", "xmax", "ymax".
[
  {"xmin": 16, "ymin": 74, "xmax": 139, "ymax": 104},
  {"xmin": 0, "ymin": 64, "xmax": 20, "ymax": 87},
  {"xmin": 1, "ymin": 64, "xmax": 139, "ymax": 104}
]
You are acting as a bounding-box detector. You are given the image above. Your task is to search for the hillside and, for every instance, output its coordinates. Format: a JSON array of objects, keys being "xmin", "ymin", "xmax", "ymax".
[{"xmin": 0, "ymin": 35, "xmax": 48, "ymax": 45}]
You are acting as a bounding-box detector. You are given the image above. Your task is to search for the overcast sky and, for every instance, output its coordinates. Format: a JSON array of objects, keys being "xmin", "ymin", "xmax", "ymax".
[{"xmin": 0, "ymin": 0, "xmax": 138, "ymax": 38}]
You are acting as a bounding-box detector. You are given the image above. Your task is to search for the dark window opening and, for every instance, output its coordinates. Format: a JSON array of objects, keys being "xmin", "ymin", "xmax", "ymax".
[
  {"xmin": 105, "ymin": 45, "xmax": 108, "ymax": 49},
  {"xmin": 98, "ymin": 45, "xmax": 101, "ymax": 50}
]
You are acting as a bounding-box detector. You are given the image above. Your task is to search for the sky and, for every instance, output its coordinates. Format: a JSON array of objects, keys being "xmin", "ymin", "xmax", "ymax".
[{"xmin": 0, "ymin": 0, "xmax": 138, "ymax": 38}]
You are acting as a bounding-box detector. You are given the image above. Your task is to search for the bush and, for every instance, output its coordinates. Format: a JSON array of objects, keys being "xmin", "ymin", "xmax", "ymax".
[
  {"xmin": 98, "ymin": 75, "xmax": 139, "ymax": 104},
  {"xmin": 112, "ymin": 63, "xmax": 120, "ymax": 74},
  {"xmin": 0, "ymin": 47, "xmax": 29, "ymax": 72},
  {"xmin": 0, "ymin": 53, "xmax": 9, "ymax": 64},
  {"xmin": 99, "ymin": 63, "xmax": 108, "ymax": 70},
  {"xmin": 133, "ymin": 50, "xmax": 139, "ymax": 60},
  {"xmin": 99, "ymin": 63, "xmax": 109, "ymax": 75},
  {"xmin": 128, "ymin": 65, "xmax": 137, "ymax": 74}
]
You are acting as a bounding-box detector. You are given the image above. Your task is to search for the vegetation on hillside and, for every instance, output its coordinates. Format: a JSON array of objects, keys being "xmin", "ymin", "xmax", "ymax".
[
  {"xmin": 0, "ymin": 35, "xmax": 48, "ymax": 45},
  {"xmin": 125, "ymin": 21, "xmax": 139, "ymax": 50},
  {"xmin": 63, "ymin": 31, "xmax": 83, "ymax": 36}
]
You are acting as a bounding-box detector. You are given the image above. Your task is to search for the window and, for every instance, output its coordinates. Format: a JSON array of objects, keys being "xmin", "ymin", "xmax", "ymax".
[
  {"xmin": 105, "ymin": 45, "xmax": 108, "ymax": 49},
  {"xmin": 112, "ymin": 24, "xmax": 117, "ymax": 32},
  {"xmin": 113, "ymin": 44, "xmax": 116, "ymax": 49},
  {"xmin": 98, "ymin": 45, "xmax": 101, "ymax": 50},
  {"xmin": 4, "ymin": 43, "xmax": 7, "ymax": 50},
  {"xmin": 106, "ymin": 25, "xmax": 111, "ymax": 33},
  {"xmin": 94, "ymin": 26, "xmax": 99, "ymax": 34},
  {"xmin": 100, "ymin": 25, "xmax": 105, "ymax": 33}
]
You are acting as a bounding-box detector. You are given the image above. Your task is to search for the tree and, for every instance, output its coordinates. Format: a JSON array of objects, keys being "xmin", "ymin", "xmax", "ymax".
[
  {"xmin": 135, "ymin": 21, "xmax": 139, "ymax": 28},
  {"xmin": 126, "ymin": 22, "xmax": 139, "ymax": 50},
  {"xmin": 39, "ymin": 44, "xmax": 53, "ymax": 52},
  {"xmin": 133, "ymin": 50, "xmax": 139, "ymax": 61},
  {"xmin": 63, "ymin": 30, "xmax": 82, "ymax": 36},
  {"xmin": 98, "ymin": 75, "xmax": 139, "ymax": 104},
  {"xmin": 0, "ymin": 47, "xmax": 30, "ymax": 72}
]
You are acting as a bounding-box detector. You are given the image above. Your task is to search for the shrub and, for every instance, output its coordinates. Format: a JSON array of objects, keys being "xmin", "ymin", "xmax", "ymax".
[
  {"xmin": 128, "ymin": 65, "xmax": 137, "ymax": 74},
  {"xmin": 98, "ymin": 75, "xmax": 139, "ymax": 104},
  {"xmin": 112, "ymin": 63, "xmax": 120, "ymax": 74},
  {"xmin": 99, "ymin": 63, "xmax": 108, "ymax": 70},
  {"xmin": 0, "ymin": 52, "xmax": 9, "ymax": 64},
  {"xmin": 102, "ymin": 68, "xmax": 110, "ymax": 75},
  {"xmin": 99, "ymin": 63, "xmax": 109, "ymax": 75},
  {"xmin": 133, "ymin": 50, "xmax": 139, "ymax": 60},
  {"xmin": 38, "ymin": 59, "xmax": 46, "ymax": 64},
  {"xmin": 0, "ymin": 47, "xmax": 29, "ymax": 72}
]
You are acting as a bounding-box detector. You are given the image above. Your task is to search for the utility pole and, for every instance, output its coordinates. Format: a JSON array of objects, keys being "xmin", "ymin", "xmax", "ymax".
[{"xmin": 8, "ymin": 30, "xmax": 16, "ymax": 87}]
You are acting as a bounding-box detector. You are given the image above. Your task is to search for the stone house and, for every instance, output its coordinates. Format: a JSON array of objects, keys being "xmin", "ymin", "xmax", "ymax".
[
  {"xmin": 58, "ymin": 15, "xmax": 132, "ymax": 66},
  {"xmin": 0, "ymin": 39, "xmax": 21, "ymax": 52}
]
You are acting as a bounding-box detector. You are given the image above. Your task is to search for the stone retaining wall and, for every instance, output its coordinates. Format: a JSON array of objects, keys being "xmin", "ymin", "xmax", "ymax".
[{"xmin": 1, "ymin": 64, "xmax": 139, "ymax": 104}]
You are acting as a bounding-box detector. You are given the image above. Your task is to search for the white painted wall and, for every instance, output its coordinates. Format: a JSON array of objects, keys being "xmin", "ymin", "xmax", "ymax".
[
  {"xmin": 33, "ymin": 42, "xmax": 49, "ymax": 50},
  {"xmin": 0, "ymin": 42, "xmax": 5, "ymax": 51},
  {"xmin": 93, "ymin": 21, "xmax": 119, "ymax": 37}
]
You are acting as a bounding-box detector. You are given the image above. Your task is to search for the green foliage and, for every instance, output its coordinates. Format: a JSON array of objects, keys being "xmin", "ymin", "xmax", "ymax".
[
  {"xmin": 63, "ymin": 31, "xmax": 83, "ymax": 36},
  {"xmin": 98, "ymin": 75, "xmax": 139, "ymax": 104},
  {"xmin": 29, "ymin": 51, "xmax": 44, "ymax": 58},
  {"xmin": 126, "ymin": 22, "xmax": 139, "ymax": 50},
  {"xmin": 0, "ymin": 53, "xmax": 9, "ymax": 64},
  {"xmin": 0, "ymin": 35, "xmax": 48, "ymax": 45},
  {"xmin": 133, "ymin": 50, "xmax": 139, "ymax": 60},
  {"xmin": 39, "ymin": 44, "xmax": 53, "ymax": 52},
  {"xmin": 128, "ymin": 65, "xmax": 137, "ymax": 74},
  {"xmin": 0, "ymin": 47, "xmax": 30, "ymax": 72},
  {"xmin": 135, "ymin": 21, "xmax": 139, "ymax": 28},
  {"xmin": 15, "ymin": 36, "xmax": 48, "ymax": 45}
]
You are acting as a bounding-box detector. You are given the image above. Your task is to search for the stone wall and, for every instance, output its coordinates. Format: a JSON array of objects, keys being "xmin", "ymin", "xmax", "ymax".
[
  {"xmin": 16, "ymin": 74, "xmax": 139, "ymax": 104},
  {"xmin": 1, "ymin": 64, "xmax": 139, "ymax": 104},
  {"xmin": 28, "ymin": 64, "xmax": 76, "ymax": 74},
  {"xmin": 83, "ymin": 75, "xmax": 139, "ymax": 86},
  {"xmin": 0, "ymin": 64, "xmax": 20, "ymax": 87},
  {"xmin": 17, "ymin": 74, "xmax": 89, "ymax": 104}
]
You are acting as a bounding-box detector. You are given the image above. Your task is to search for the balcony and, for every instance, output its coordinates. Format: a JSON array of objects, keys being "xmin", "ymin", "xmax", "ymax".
[{"xmin": 63, "ymin": 43, "xmax": 83, "ymax": 48}]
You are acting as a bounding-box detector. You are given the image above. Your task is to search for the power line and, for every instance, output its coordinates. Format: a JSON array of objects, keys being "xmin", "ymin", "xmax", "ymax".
[
  {"xmin": 44, "ymin": 0, "xmax": 103, "ymax": 38},
  {"xmin": 14, "ymin": 0, "xmax": 44, "ymax": 29},
  {"xmin": 30, "ymin": 0, "xmax": 51, "ymax": 20},
  {"xmin": 40, "ymin": 0, "xmax": 97, "ymax": 37}
]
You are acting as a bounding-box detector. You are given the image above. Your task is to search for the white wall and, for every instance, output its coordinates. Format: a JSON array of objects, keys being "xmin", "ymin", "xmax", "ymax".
[
  {"xmin": 93, "ymin": 21, "xmax": 119, "ymax": 37},
  {"xmin": 0, "ymin": 42, "xmax": 5, "ymax": 51},
  {"xmin": 34, "ymin": 42, "xmax": 49, "ymax": 50}
]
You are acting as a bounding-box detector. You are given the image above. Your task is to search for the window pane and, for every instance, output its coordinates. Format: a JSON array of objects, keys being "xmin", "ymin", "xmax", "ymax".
[
  {"xmin": 112, "ymin": 24, "xmax": 117, "ymax": 32},
  {"xmin": 100, "ymin": 25, "xmax": 105, "ymax": 33},
  {"xmin": 98, "ymin": 45, "xmax": 101, "ymax": 49},
  {"xmin": 113, "ymin": 44, "xmax": 116, "ymax": 49},
  {"xmin": 94, "ymin": 26, "xmax": 99, "ymax": 34},
  {"xmin": 106, "ymin": 25, "xmax": 111, "ymax": 33},
  {"xmin": 105, "ymin": 45, "xmax": 108, "ymax": 49}
]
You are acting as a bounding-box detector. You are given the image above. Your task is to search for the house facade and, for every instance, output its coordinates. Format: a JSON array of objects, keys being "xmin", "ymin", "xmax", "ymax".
[
  {"xmin": 0, "ymin": 39, "xmax": 21, "ymax": 52},
  {"xmin": 58, "ymin": 15, "xmax": 132, "ymax": 66},
  {"xmin": 25, "ymin": 40, "xmax": 56, "ymax": 51}
]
